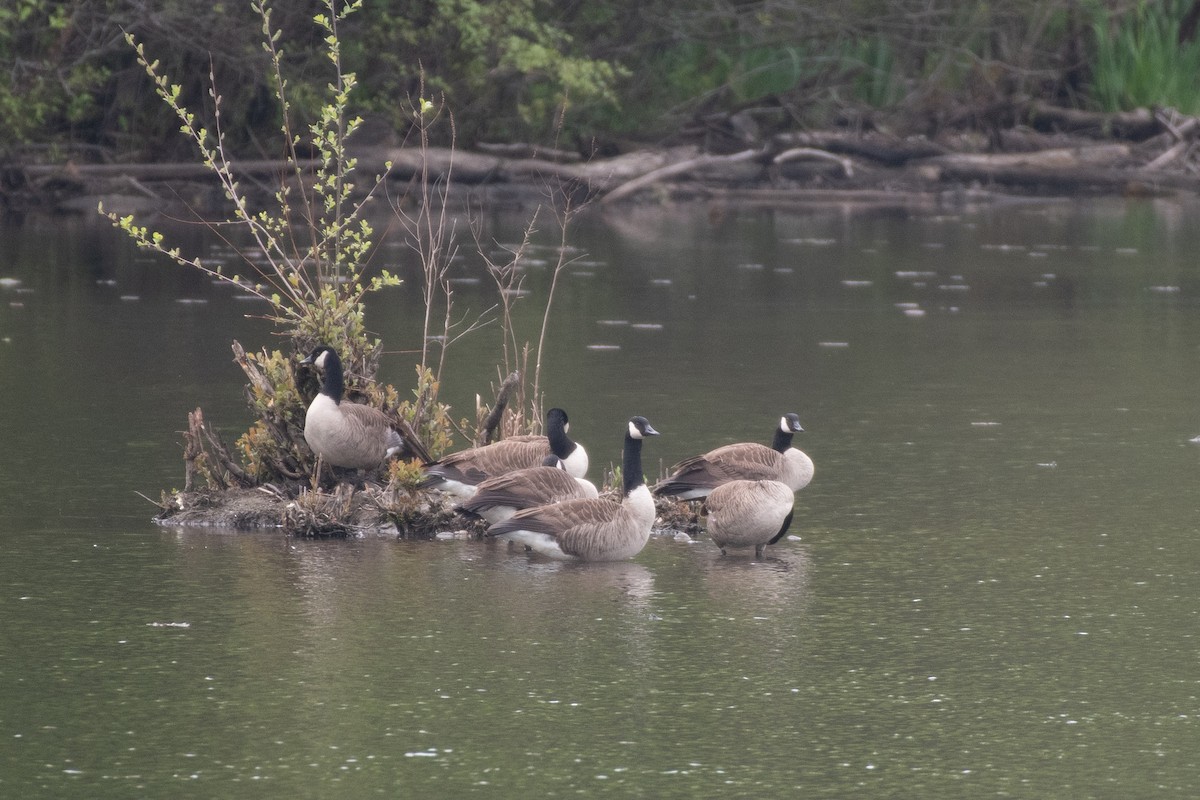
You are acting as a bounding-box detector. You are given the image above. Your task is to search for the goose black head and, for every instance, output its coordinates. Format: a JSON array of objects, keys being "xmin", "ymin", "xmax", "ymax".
[
  {"xmin": 546, "ymin": 407, "xmax": 569, "ymax": 434},
  {"xmin": 301, "ymin": 345, "xmax": 338, "ymax": 369},
  {"xmin": 300, "ymin": 345, "xmax": 344, "ymax": 401},
  {"xmin": 628, "ymin": 416, "xmax": 660, "ymax": 439}
]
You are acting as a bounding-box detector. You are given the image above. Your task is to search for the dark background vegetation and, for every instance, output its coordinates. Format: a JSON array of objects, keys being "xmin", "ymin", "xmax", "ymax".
[{"xmin": 4, "ymin": 0, "xmax": 1200, "ymax": 163}]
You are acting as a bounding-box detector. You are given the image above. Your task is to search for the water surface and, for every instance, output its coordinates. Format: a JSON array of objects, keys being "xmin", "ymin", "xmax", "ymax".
[{"xmin": 2, "ymin": 196, "xmax": 1199, "ymax": 797}]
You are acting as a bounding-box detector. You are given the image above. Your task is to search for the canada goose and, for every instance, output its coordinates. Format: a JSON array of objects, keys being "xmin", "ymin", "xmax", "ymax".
[
  {"xmin": 653, "ymin": 413, "xmax": 813, "ymax": 500},
  {"xmin": 300, "ymin": 345, "xmax": 428, "ymax": 471},
  {"xmin": 704, "ymin": 479, "xmax": 795, "ymax": 558},
  {"xmin": 485, "ymin": 416, "xmax": 660, "ymax": 561},
  {"xmin": 456, "ymin": 455, "xmax": 599, "ymax": 524},
  {"xmin": 419, "ymin": 407, "xmax": 588, "ymax": 499}
]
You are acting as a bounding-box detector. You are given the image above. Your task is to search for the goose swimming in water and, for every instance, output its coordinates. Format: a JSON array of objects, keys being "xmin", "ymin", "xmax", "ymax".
[
  {"xmin": 654, "ymin": 413, "xmax": 813, "ymax": 501},
  {"xmin": 704, "ymin": 478, "xmax": 796, "ymax": 558},
  {"xmin": 485, "ymin": 416, "xmax": 659, "ymax": 561},
  {"xmin": 456, "ymin": 455, "xmax": 599, "ymax": 524},
  {"xmin": 419, "ymin": 407, "xmax": 588, "ymax": 499},
  {"xmin": 300, "ymin": 345, "xmax": 428, "ymax": 471}
]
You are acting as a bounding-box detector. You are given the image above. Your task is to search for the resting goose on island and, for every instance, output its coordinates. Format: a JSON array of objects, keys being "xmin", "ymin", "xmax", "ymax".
[
  {"xmin": 456, "ymin": 455, "xmax": 599, "ymax": 524},
  {"xmin": 419, "ymin": 407, "xmax": 588, "ymax": 499},
  {"xmin": 300, "ymin": 345, "xmax": 428, "ymax": 471},
  {"xmin": 704, "ymin": 478, "xmax": 796, "ymax": 558},
  {"xmin": 485, "ymin": 416, "xmax": 659, "ymax": 562},
  {"xmin": 653, "ymin": 413, "xmax": 813, "ymax": 501}
]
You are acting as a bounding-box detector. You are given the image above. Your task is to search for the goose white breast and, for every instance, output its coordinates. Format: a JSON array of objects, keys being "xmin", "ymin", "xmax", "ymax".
[{"xmin": 301, "ymin": 345, "xmax": 422, "ymax": 471}]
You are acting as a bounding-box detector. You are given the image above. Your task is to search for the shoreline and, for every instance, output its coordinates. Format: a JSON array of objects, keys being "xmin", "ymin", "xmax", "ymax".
[{"xmin": 7, "ymin": 119, "xmax": 1200, "ymax": 220}]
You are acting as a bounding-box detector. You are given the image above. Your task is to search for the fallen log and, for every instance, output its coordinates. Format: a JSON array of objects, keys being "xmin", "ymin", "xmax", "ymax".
[
  {"xmin": 773, "ymin": 147, "xmax": 854, "ymax": 178},
  {"xmin": 370, "ymin": 145, "xmax": 695, "ymax": 192},
  {"xmin": 1026, "ymin": 102, "xmax": 1162, "ymax": 140},
  {"xmin": 18, "ymin": 159, "xmax": 319, "ymax": 179},
  {"xmin": 773, "ymin": 132, "xmax": 949, "ymax": 166},
  {"xmin": 927, "ymin": 160, "xmax": 1200, "ymax": 194},
  {"xmin": 183, "ymin": 407, "xmax": 254, "ymax": 491},
  {"xmin": 476, "ymin": 142, "xmax": 581, "ymax": 163},
  {"xmin": 927, "ymin": 144, "xmax": 1132, "ymax": 169},
  {"xmin": 600, "ymin": 149, "xmax": 762, "ymax": 204},
  {"xmin": 1143, "ymin": 112, "xmax": 1200, "ymax": 170},
  {"xmin": 477, "ymin": 371, "xmax": 522, "ymax": 447}
]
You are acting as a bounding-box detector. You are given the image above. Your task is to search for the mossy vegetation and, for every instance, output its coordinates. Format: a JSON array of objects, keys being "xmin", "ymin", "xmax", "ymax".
[
  {"xmin": 6, "ymin": 1, "xmax": 1200, "ymax": 159},
  {"xmin": 102, "ymin": 0, "xmax": 595, "ymax": 536},
  {"xmin": 1089, "ymin": 0, "xmax": 1200, "ymax": 115}
]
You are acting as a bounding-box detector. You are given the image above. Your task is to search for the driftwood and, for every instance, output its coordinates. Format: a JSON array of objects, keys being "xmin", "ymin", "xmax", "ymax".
[
  {"xmin": 477, "ymin": 370, "xmax": 522, "ymax": 446},
  {"xmin": 364, "ymin": 144, "xmax": 695, "ymax": 193},
  {"xmin": 183, "ymin": 407, "xmax": 254, "ymax": 492},
  {"xmin": 684, "ymin": 186, "xmax": 961, "ymax": 209},
  {"xmin": 928, "ymin": 160, "xmax": 1200, "ymax": 194},
  {"xmin": 773, "ymin": 132, "xmax": 949, "ymax": 166},
  {"xmin": 18, "ymin": 159, "xmax": 320, "ymax": 180},
  {"xmin": 927, "ymin": 144, "xmax": 1132, "ymax": 169},
  {"xmin": 773, "ymin": 147, "xmax": 854, "ymax": 178},
  {"xmin": 1026, "ymin": 102, "xmax": 1162, "ymax": 140},
  {"xmin": 476, "ymin": 142, "xmax": 581, "ymax": 163},
  {"xmin": 10, "ymin": 103, "xmax": 1200, "ymax": 216},
  {"xmin": 231, "ymin": 341, "xmax": 308, "ymax": 481},
  {"xmin": 919, "ymin": 127, "xmax": 1199, "ymax": 192},
  {"xmin": 601, "ymin": 148, "xmax": 762, "ymax": 204},
  {"xmin": 1144, "ymin": 111, "xmax": 1200, "ymax": 170}
]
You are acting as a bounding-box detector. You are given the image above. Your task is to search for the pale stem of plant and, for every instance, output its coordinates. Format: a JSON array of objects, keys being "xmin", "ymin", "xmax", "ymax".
[{"xmin": 530, "ymin": 197, "xmax": 578, "ymax": 423}]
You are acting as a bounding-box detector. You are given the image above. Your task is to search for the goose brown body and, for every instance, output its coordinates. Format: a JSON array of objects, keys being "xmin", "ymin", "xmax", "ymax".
[
  {"xmin": 304, "ymin": 393, "xmax": 404, "ymax": 470},
  {"xmin": 486, "ymin": 417, "xmax": 659, "ymax": 562},
  {"xmin": 420, "ymin": 408, "xmax": 587, "ymax": 498},
  {"xmin": 654, "ymin": 413, "xmax": 813, "ymax": 500},
  {"xmin": 301, "ymin": 346, "xmax": 425, "ymax": 471},
  {"xmin": 705, "ymin": 479, "xmax": 796, "ymax": 558},
  {"xmin": 456, "ymin": 460, "xmax": 599, "ymax": 524}
]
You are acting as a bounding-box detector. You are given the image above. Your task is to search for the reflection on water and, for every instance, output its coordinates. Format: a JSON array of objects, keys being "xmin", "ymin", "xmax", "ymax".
[
  {"xmin": 683, "ymin": 542, "xmax": 813, "ymax": 613},
  {"xmin": 4, "ymin": 197, "xmax": 1200, "ymax": 796}
]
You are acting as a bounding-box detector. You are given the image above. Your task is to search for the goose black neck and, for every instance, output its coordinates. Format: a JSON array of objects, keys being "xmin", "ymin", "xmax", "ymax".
[
  {"xmin": 547, "ymin": 417, "xmax": 575, "ymax": 458},
  {"xmin": 621, "ymin": 434, "xmax": 645, "ymax": 496},
  {"xmin": 320, "ymin": 351, "xmax": 345, "ymax": 403},
  {"xmin": 770, "ymin": 427, "xmax": 795, "ymax": 453}
]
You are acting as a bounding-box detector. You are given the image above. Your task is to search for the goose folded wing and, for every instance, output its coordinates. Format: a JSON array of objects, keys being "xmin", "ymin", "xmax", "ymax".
[
  {"xmin": 465, "ymin": 439, "xmax": 552, "ymax": 474},
  {"xmin": 419, "ymin": 459, "xmax": 490, "ymax": 488},
  {"xmin": 662, "ymin": 446, "xmax": 772, "ymax": 488},
  {"xmin": 487, "ymin": 498, "xmax": 617, "ymax": 541},
  {"xmin": 702, "ymin": 443, "xmax": 784, "ymax": 480},
  {"xmin": 388, "ymin": 413, "xmax": 432, "ymax": 463},
  {"xmin": 461, "ymin": 468, "xmax": 580, "ymax": 512}
]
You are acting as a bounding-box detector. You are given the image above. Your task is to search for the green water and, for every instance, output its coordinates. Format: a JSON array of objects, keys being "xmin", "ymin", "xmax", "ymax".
[{"xmin": 2, "ymin": 197, "xmax": 1199, "ymax": 797}]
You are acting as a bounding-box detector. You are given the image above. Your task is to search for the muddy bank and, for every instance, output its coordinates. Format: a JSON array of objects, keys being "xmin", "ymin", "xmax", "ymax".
[
  {"xmin": 154, "ymin": 482, "xmax": 703, "ymax": 539},
  {"xmin": 155, "ymin": 483, "xmax": 473, "ymax": 538}
]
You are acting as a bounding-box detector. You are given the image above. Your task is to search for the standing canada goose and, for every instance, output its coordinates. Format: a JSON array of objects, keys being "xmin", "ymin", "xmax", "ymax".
[
  {"xmin": 485, "ymin": 416, "xmax": 660, "ymax": 561},
  {"xmin": 300, "ymin": 345, "xmax": 429, "ymax": 470},
  {"xmin": 704, "ymin": 479, "xmax": 796, "ymax": 558},
  {"xmin": 653, "ymin": 413, "xmax": 813, "ymax": 501},
  {"xmin": 419, "ymin": 407, "xmax": 588, "ymax": 499},
  {"xmin": 456, "ymin": 455, "xmax": 599, "ymax": 524}
]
